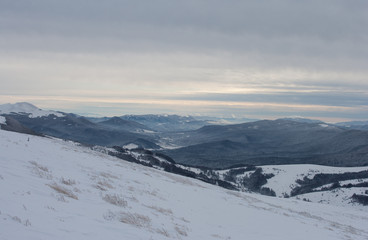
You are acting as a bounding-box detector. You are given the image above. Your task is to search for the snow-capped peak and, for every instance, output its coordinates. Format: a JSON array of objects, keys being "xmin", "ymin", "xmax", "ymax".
[{"xmin": 0, "ymin": 102, "xmax": 64, "ymax": 118}]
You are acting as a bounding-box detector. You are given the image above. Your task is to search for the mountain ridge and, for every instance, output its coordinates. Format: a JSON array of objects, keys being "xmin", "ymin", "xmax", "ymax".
[{"xmin": 2, "ymin": 102, "xmax": 368, "ymax": 168}]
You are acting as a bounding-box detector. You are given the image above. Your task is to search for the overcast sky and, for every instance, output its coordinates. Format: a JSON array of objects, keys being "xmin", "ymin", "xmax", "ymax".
[{"xmin": 1, "ymin": 0, "xmax": 367, "ymax": 122}]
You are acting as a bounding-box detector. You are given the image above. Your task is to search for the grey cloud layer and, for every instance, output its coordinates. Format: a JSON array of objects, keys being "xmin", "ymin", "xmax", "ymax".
[
  {"xmin": 1, "ymin": 0, "xmax": 367, "ymax": 120},
  {"xmin": 171, "ymin": 91, "xmax": 368, "ymax": 107},
  {"xmin": 2, "ymin": 1, "xmax": 367, "ymax": 56}
]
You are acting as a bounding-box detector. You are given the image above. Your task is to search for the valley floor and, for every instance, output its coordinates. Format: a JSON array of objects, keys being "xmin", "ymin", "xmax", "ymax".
[{"xmin": 0, "ymin": 130, "xmax": 367, "ymax": 240}]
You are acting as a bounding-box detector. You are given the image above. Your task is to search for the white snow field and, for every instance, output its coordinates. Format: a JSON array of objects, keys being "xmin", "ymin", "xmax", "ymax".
[
  {"xmin": 0, "ymin": 129, "xmax": 367, "ymax": 240},
  {"xmin": 261, "ymin": 165, "xmax": 368, "ymax": 198},
  {"xmin": 215, "ymin": 164, "xmax": 368, "ymax": 209}
]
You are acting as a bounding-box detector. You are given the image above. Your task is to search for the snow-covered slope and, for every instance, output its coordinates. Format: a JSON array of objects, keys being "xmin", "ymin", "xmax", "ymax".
[
  {"xmin": 261, "ymin": 165, "xmax": 368, "ymax": 195},
  {"xmin": 0, "ymin": 102, "xmax": 64, "ymax": 118},
  {"xmin": 1, "ymin": 130, "xmax": 368, "ymax": 240},
  {"xmin": 214, "ymin": 164, "xmax": 368, "ymax": 208},
  {"xmin": 294, "ymin": 187, "xmax": 368, "ymax": 207},
  {"xmin": 0, "ymin": 116, "xmax": 6, "ymax": 125}
]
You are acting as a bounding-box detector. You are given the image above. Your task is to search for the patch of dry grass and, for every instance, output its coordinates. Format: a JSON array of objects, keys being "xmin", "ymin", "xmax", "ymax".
[
  {"xmin": 29, "ymin": 161, "xmax": 49, "ymax": 172},
  {"xmin": 9, "ymin": 215, "xmax": 31, "ymax": 227},
  {"xmin": 100, "ymin": 172, "xmax": 118, "ymax": 179},
  {"xmin": 156, "ymin": 228, "xmax": 170, "ymax": 237},
  {"xmin": 118, "ymin": 212, "xmax": 151, "ymax": 228},
  {"xmin": 11, "ymin": 215, "xmax": 21, "ymax": 223},
  {"xmin": 61, "ymin": 177, "xmax": 76, "ymax": 185},
  {"xmin": 93, "ymin": 178, "xmax": 114, "ymax": 191},
  {"xmin": 29, "ymin": 161, "xmax": 53, "ymax": 179},
  {"xmin": 144, "ymin": 205, "xmax": 173, "ymax": 216},
  {"xmin": 104, "ymin": 210, "xmax": 151, "ymax": 229},
  {"xmin": 102, "ymin": 194, "xmax": 128, "ymax": 207},
  {"xmin": 94, "ymin": 184, "xmax": 107, "ymax": 191},
  {"xmin": 175, "ymin": 225, "xmax": 188, "ymax": 237},
  {"xmin": 126, "ymin": 195, "xmax": 138, "ymax": 202},
  {"xmin": 91, "ymin": 176, "xmax": 114, "ymax": 191},
  {"xmin": 97, "ymin": 179, "xmax": 114, "ymax": 189},
  {"xmin": 180, "ymin": 217, "xmax": 190, "ymax": 223},
  {"xmin": 47, "ymin": 183, "xmax": 78, "ymax": 200}
]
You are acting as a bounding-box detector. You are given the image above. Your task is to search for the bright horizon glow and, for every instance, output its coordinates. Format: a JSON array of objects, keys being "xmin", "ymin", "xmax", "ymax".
[{"xmin": 0, "ymin": 96, "xmax": 363, "ymax": 123}]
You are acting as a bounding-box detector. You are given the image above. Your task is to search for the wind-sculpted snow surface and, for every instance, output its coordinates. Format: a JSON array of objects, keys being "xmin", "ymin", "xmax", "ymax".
[{"xmin": 0, "ymin": 130, "xmax": 368, "ymax": 240}]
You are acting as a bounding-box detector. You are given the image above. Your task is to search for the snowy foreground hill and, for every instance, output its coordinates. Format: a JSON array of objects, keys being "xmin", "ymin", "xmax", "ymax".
[{"xmin": 1, "ymin": 130, "xmax": 368, "ymax": 240}]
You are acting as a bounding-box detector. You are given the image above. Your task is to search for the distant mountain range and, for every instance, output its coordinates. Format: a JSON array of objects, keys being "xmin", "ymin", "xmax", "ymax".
[
  {"xmin": 98, "ymin": 116, "xmax": 154, "ymax": 133},
  {"xmin": 0, "ymin": 103, "xmax": 159, "ymax": 148},
  {"xmin": 336, "ymin": 121, "xmax": 368, "ymax": 130},
  {"xmin": 120, "ymin": 114, "xmax": 212, "ymax": 132},
  {"xmin": 1, "ymin": 102, "xmax": 368, "ymax": 169},
  {"xmin": 88, "ymin": 114, "xmax": 218, "ymax": 132},
  {"xmin": 161, "ymin": 119, "xmax": 368, "ymax": 168}
]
